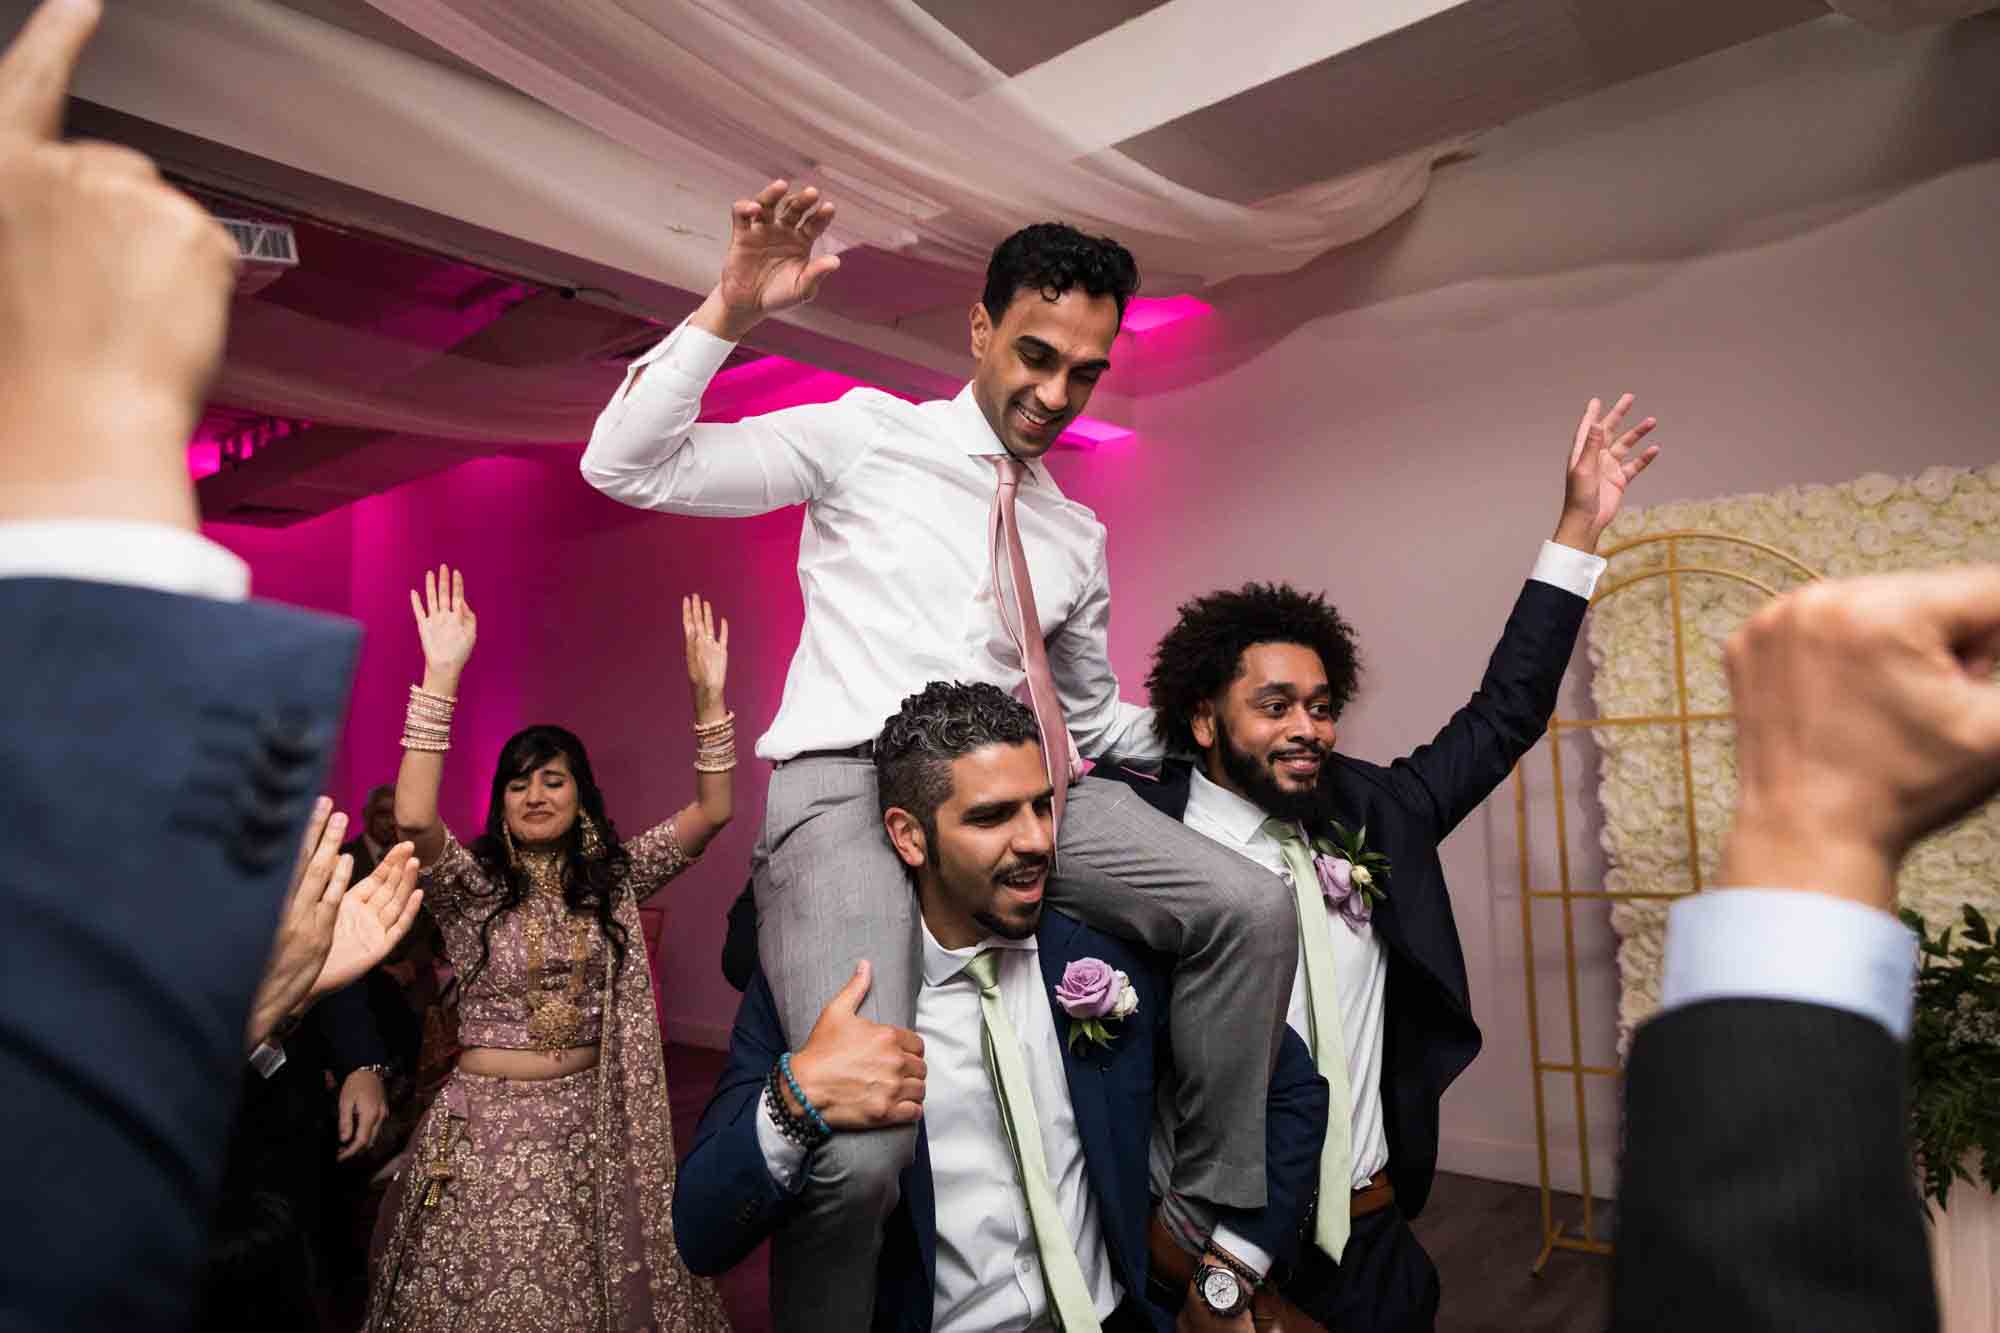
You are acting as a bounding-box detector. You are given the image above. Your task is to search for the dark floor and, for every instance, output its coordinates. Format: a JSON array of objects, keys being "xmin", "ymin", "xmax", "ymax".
[{"xmin": 664, "ymin": 1043, "xmax": 1612, "ymax": 1333}]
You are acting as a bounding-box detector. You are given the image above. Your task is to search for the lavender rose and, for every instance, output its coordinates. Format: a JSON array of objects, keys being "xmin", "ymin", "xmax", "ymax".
[
  {"xmin": 1315, "ymin": 854, "xmax": 1354, "ymax": 901},
  {"xmin": 1056, "ymin": 958, "xmax": 1120, "ymax": 1018}
]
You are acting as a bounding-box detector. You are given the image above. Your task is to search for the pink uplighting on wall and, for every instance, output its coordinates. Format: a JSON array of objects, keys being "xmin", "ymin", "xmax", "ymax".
[
  {"xmin": 1058, "ymin": 416, "xmax": 1134, "ymax": 448},
  {"xmin": 1120, "ymin": 294, "xmax": 1213, "ymax": 334},
  {"xmin": 187, "ymin": 439, "xmax": 222, "ymax": 479}
]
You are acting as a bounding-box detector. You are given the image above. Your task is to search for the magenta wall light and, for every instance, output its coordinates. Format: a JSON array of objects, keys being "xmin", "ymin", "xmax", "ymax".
[{"xmin": 1120, "ymin": 294, "xmax": 1213, "ymax": 335}]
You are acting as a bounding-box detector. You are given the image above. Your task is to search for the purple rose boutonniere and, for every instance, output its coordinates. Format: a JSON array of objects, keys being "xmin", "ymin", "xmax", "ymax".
[
  {"xmin": 1055, "ymin": 957, "xmax": 1139, "ymax": 1053},
  {"xmin": 1312, "ymin": 821, "xmax": 1391, "ymax": 934}
]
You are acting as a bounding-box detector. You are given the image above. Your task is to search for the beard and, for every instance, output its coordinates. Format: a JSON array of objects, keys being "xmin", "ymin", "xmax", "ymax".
[
  {"xmin": 1214, "ymin": 715, "xmax": 1324, "ymax": 824},
  {"xmin": 973, "ymin": 852, "xmax": 1051, "ymax": 940}
]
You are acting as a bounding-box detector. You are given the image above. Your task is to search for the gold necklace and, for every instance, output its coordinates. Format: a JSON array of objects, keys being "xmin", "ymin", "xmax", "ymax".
[{"xmin": 518, "ymin": 851, "xmax": 592, "ymax": 1051}]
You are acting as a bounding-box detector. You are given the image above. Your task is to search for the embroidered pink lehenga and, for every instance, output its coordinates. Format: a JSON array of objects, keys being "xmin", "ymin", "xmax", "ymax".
[{"xmin": 367, "ymin": 820, "xmax": 730, "ymax": 1332}]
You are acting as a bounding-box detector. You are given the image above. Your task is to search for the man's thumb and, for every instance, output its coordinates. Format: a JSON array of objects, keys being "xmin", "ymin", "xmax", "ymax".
[{"xmin": 829, "ymin": 959, "xmax": 872, "ymax": 1015}]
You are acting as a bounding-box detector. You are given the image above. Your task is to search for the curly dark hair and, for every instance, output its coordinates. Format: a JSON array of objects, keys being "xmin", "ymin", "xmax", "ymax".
[
  {"xmin": 1146, "ymin": 583, "xmax": 1363, "ymax": 755},
  {"xmin": 981, "ymin": 222, "xmax": 1141, "ymax": 329},
  {"xmin": 876, "ymin": 681, "xmax": 1042, "ymax": 838},
  {"xmin": 459, "ymin": 725, "xmax": 632, "ymax": 989}
]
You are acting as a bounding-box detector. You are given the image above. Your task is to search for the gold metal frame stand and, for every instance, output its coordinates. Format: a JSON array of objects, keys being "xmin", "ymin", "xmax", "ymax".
[{"xmin": 1515, "ymin": 531, "xmax": 1817, "ymax": 1274}]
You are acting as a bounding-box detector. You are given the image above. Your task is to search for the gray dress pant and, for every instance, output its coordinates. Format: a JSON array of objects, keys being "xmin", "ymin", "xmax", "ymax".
[{"xmin": 752, "ymin": 756, "xmax": 1299, "ymax": 1331}]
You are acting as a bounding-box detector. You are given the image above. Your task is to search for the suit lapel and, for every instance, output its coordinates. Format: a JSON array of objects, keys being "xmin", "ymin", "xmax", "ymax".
[{"xmin": 1036, "ymin": 914, "xmax": 1125, "ymax": 1260}]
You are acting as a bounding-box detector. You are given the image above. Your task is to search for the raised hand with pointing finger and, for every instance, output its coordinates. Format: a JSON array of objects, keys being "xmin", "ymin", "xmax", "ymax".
[{"xmin": 0, "ymin": 0, "xmax": 240, "ymax": 529}]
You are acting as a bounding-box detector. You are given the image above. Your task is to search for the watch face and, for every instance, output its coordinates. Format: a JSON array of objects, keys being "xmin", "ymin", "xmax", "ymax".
[{"xmin": 1199, "ymin": 1267, "xmax": 1242, "ymax": 1312}]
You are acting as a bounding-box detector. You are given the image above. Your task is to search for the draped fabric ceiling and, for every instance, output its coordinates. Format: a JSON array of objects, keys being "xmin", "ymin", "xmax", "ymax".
[{"xmin": 15, "ymin": 0, "xmax": 1993, "ymax": 516}]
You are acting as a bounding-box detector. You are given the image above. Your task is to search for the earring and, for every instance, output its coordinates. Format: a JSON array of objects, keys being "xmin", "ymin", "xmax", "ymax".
[
  {"xmin": 579, "ymin": 810, "xmax": 604, "ymax": 858},
  {"xmin": 503, "ymin": 823, "xmax": 520, "ymax": 868}
]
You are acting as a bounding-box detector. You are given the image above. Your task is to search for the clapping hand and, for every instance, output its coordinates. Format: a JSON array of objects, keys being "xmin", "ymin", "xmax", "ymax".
[
  {"xmin": 315, "ymin": 840, "xmax": 422, "ymax": 999},
  {"xmin": 683, "ymin": 593, "xmax": 729, "ymax": 710},
  {"xmin": 697, "ymin": 180, "xmax": 841, "ymax": 342},
  {"xmin": 246, "ymin": 798, "xmax": 425, "ymax": 1049},
  {"xmin": 1555, "ymin": 393, "xmax": 1661, "ymax": 553}
]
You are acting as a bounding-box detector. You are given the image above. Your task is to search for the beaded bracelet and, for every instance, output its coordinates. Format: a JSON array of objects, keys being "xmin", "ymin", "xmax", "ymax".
[
  {"xmin": 779, "ymin": 1051, "xmax": 832, "ymax": 1139},
  {"xmin": 764, "ymin": 1061, "xmax": 831, "ymax": 1149}
]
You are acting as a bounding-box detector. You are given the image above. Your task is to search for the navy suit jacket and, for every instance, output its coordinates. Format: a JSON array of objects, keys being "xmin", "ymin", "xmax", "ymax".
[
  {"xmin": 675, "ymin": 910, "xmax": 1327, "ymax": 1331},
  {"xmin": 0, "ymin": 578, "xmax": 358, "ymax": 1333},
  {"xmin": 1099, "ymin": 577, "xmax": 1585, "ymax": 1220}
]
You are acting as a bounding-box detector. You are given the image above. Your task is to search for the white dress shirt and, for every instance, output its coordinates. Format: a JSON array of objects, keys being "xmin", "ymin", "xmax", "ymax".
[
  {"xmin": 582, "ymin": 322, "xmax": 1158, "ymax": 764},
  {"xmin": 1153, "ymin": 541, "xmax": 1606, "ymax": 1272},
  {"xmin": 0, "ymin": 519, "xmax": 247, "ymax": 600},
  {"xmin": 758, "ymin": 919, "xmax": 1122, "ymax": 1331},
  {"xmin": 1661, "ymin": 888, "xmax": 1917, "ymax": 1038}
]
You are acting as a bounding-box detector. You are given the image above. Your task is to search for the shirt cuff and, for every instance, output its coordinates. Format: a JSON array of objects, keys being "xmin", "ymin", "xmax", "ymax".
[
  {"xmin": 621, "ymin": 321, "xmax": 737, "ymax": 401},
  {"xmin": 1529, "ymin": 540, "xmax": 1606, "ymax": 600},
  {"xmin": 0, "ymin": 520, "xmax": 249, "ymax": 601},
  {"xmin": 1208, "ymin": 1224, "xmax": 1274, "ymax": 1281},
  {"xmin": 754, "ymin": 1091, "xmax": 810, "ymax": 1194},
  {"xmin": 1661, "ymin": 888, "xmax": 1918, "ymax": 1040}
]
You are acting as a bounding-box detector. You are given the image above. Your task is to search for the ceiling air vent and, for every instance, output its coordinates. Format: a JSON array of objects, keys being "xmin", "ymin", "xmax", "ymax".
[{"xmin": 215, "ymin": 217, "xmax": 300, "ymax": 296}]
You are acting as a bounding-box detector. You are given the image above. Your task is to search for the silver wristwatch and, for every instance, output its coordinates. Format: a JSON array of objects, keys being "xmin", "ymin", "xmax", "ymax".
[{"xmin": 1193, "ymin": 1261, "xmax": 1250, "ymax": 1318}]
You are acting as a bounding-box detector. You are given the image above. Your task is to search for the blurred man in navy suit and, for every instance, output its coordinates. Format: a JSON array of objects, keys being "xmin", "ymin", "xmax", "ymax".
[{"xmin": 0, "ymin": 4, "xmax": 408, "ymax": 1327}]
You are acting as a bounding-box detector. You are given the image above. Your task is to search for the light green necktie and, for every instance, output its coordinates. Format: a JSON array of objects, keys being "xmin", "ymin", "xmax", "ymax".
[
  {"xmin": 1265, "ymin": 818, "xmax": 1354, "ymax": 1262},
  {"xmin": 963, "ymin": 948, "xmax": 1101, "ymax": 1332}
]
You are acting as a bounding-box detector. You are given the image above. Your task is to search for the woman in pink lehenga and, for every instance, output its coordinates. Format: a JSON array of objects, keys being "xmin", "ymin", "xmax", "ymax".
[{"xmin": 368, "ymin": 565, "xmax": 734, "ymax": 1332}]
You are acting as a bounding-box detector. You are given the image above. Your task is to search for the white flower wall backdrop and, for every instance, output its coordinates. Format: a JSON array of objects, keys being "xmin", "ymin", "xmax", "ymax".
[{"xmin": 1589, "ymin": 463, "xmax": 2000, "ymax": 1053}]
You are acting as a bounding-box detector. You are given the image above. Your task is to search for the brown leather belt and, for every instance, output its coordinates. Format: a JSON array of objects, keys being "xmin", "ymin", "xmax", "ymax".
[{"xmin": 1351, "ymin": 1167, "xmax": 1394, "ymax": 1218}]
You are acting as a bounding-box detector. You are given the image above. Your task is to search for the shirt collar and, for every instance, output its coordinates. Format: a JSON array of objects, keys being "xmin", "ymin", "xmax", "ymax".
[
  {"xmin": 920, "ymin": 910, "xmax": 1040, "ymax": 987},
  {"xmin": 949, "ymin": 384, "xmax": 1045, "ymax": 486},
  {"xmin": 1186, "ymin": 766, "xmax": 1286, "ymax": 848}
]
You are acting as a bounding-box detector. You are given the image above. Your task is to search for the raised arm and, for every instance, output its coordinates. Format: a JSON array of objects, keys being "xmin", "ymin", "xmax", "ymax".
[
  {"xmin": 394, "ymin": 563, "xmax": 476, "ymax": 868},
  {"xmin": 1370, "ymin": 394, "xmax": 1662, "ymax": 839},
  {"xmin": 672, "ymin": 593, "xmax": 734, "ymax": 858},
  {"xmin": 580, "ymin": 181, "xmax": 872, "ymax": 517}
]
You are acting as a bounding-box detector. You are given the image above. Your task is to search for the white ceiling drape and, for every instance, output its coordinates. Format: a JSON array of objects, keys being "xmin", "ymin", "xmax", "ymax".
[{"xmin": 353, "ymin": 0, "xmax": 1460, "ymax": 289}]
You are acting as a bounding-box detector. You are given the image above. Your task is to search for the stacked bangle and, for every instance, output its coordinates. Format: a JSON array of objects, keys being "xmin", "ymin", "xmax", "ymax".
[
  {"xmin": 693, "ymin": 710, "xmax": 737, "ymax": 773},
  {"xmin": 402, "ymin": 684, "xmax": 454, "ymax": 752},
  {"xmin": 765, "ymin": 1052, "xmax": 831, "ymax": 1149}
]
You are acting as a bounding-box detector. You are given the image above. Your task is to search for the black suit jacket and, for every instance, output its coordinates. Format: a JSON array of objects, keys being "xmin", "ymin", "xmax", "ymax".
[
  {"xmin": 1099, "ymin": 577, "xmax": 1586, "ymax": 1219},
  {"xmin": 0, "ymin": 578, "xmax": 358, "ymax": 1332},
  {"xmin": 1613, "ymin": 997, "xmax": 1936, "ymax": 1332}
]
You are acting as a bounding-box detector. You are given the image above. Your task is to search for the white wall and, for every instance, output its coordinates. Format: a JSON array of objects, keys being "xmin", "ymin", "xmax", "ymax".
[{"xmin": 1050, "ymin": 13, "xmax": 2000, "ymax": 1197}]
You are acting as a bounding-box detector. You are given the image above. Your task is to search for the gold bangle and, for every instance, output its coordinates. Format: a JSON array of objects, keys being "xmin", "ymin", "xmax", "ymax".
[
  {"xmin": 692, "ymin": 710, "xmax": 736, "ymax": 736},
  {"xmin": 411, "ymin": 683, "xmax": 457, "ymax": 705}
]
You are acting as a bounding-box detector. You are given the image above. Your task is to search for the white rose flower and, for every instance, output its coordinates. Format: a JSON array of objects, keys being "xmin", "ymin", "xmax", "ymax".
[
  {"xmin": 1946, "ymin": 487, "xmax": 2000, "ymax": 526},
  {"xmin": 1854, "ymin": 522, "xmax": 1891, "ymax": 557},
  {"xmin": 1915, "ymin": 466, "xmax": 1960, "ymax": 503},
  {"xmin": 1849, "ymin": 473, "xmax": 1900, "ymax": 507},
  {"xmin": 1884, "ymin": 499, "xmax": 1929, "ymax": 536},
  {"xmin": 1351, "ymin": 865, "xmax": 1373, "ymax": 888},
  {"xmin": 1111, "ymin": 972, "xmax": 1139, "ymax": 1019}
]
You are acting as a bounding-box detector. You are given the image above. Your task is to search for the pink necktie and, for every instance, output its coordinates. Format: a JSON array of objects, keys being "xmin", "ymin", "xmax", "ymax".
[{"xmin": 990, "ymin": 455, "xmax": 1083, "ymax": 834}]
